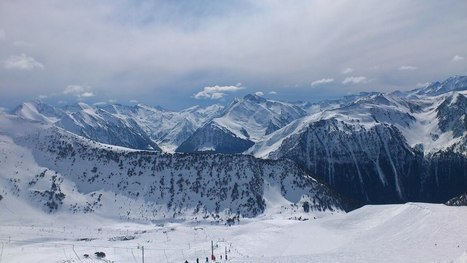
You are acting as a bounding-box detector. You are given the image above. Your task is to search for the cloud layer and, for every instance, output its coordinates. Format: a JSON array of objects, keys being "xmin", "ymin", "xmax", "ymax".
[{"xmin": 0, "ymin": 0, "xmax": 466, "ymax": 109}]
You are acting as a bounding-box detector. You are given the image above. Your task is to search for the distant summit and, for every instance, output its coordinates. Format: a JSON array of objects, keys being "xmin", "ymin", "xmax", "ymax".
[{"xmin": 406, "ymin": 75, "xmax": 467, "ymax": 97}]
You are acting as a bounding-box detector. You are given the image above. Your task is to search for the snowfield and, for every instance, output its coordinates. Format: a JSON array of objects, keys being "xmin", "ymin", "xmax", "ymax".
[{"xmin": 1, "ymin": 202, "xmax": 466, "ymax": 263}]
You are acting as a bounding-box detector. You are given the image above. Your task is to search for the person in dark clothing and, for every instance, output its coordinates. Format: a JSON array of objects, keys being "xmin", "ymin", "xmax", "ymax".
[
  {"xmin": 196, "ymin": 258, "xmax": 199, "ymax": 263},
  {"xmin": 185, "ymin": 260, "xmax": 188, "ymax": 263}
]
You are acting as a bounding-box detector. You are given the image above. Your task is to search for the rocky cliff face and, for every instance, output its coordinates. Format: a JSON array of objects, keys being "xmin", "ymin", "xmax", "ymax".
[
  {"xmin": 176, "ymin": 122, "xmax": 255, "ymax": 153},
  {"xmin": 265, "ymin": 119, "xmax": 424, "ymax": 204},
  {"xmin": 250, "ymin": 81, "xmax": 467, "ymax": 205}
]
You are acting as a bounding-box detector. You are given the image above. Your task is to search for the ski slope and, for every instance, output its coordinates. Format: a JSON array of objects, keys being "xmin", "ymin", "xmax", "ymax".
[{"xmin": 1, "ymin": 202, "xmax": 466, "ymax": 262}]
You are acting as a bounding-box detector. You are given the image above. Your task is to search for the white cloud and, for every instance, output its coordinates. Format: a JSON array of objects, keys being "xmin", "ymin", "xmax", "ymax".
[
  {"xmin": 311, "ymin": 78, "xmax": 334, "ymax": 86},
  {"xmin": 0, "ymin": 28, "xmax": 5, "ymax": 40},
  {"xmin": 398, "ymin": 65, "xmax": 417, "ymax": 71},
  {"xmin": 342, "ymin": 76, "xmax": 368, "ymax": 85},
  {"xmin": 255, "ymin": 91, "xmax": 264, "ymax": 96},
  {"xmin": 268, "ymin": 91, "xmax": 277, "ymax": 95},
  {"xmin": 194, "ymin": 85, "xmax": 245, "ymax": 100},
  {"xmin": 129, "ymin": 99, "xmax": 139, "ymax": 103},
  {"xmin": 81, "ymin": 92, "xmax": 94, "ymax": 97},
  {"xmin": 452, "ymin": 55, "xmax": 464, "ymax": 62},
  {"xmin": 416, "ymin": 82, "xmax": 430, "ymax": 88},
  {"xmin": 3, "ymin": 53, "xmax": 44, "ymax": 70},
  {"xmin": 38, "ymin": 94, "xmax": 48, "ymax": 99},
  {"xmin": 342, "ymin": 68, "xmax": 354, "ymax": 74},
  {"xmin": 63, "ymin": 85, "xmax": 94, "ymax": 98}
]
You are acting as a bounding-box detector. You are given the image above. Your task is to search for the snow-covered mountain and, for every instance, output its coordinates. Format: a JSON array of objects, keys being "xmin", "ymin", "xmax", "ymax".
[
  {"xmin": 94, "ymin": 103, "xmax": 224, "ymax": 152},
  {"xmin": 405, "ymin": 75, "xmax": 467, "ymax": 97},
  {"xmin": 0, "ymin": 112, "xmax": 344, "ymax": 222},
  {"xmin": 177, "ymin": 94, "xmax": 307, "ymax": 153},
  {"xmin": 12, "ymin": 101, "xmax": 224, "ymax": 152},
  {"xmin": 13, "ymin": 101, "xmax": 161, "ymax": 151},
  {"xmin": 4, "ymin": 75, "xmax": 467, "ymax": 208},
  {"xmin": 248, "ymin": 76, "xmax": 467, "ymax": 205}
]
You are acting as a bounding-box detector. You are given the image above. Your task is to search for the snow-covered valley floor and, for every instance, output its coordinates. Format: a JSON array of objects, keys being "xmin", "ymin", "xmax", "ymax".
[{"xmin": 1, "ymin": 202, "xmax": 467, "ymax": 263}]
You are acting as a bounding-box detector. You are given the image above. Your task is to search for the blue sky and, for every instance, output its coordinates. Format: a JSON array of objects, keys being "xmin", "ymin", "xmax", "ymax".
[{"xmin": 0, "ymin": 0, "xmax": 466, "ymax": 110}]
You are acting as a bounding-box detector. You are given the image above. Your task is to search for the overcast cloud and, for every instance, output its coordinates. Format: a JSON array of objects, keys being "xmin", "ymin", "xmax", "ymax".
[{"xmin": 0, "ymin": 0, "xmax": 466, "ymax": 109}]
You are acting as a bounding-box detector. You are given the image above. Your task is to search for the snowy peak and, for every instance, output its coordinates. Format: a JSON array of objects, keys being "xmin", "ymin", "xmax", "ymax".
[
  {"xmin": 249, "ymin": 81, "xmax": 467, "ymax": 205},
  {"xmin": 411, "ymin": 75, "xmax": 467, "ymax": 97},
  {"xmin": 243, "ymin": 93, "xmax": 268, "ymax": 104},
  {"xmin": 128, "ymin": 103, "xmax": 224, "ymax": 152},
  {"xmin": 176, "ymin": 94, "xmax": 307, "ymax": 153},
  {"xmin": 9, "ymin": 100, "xmax": 226, "ymax": 152},
  {"xmin": 62, "ymin": 102, "xmax": 94, "ymax": 113},
  {"xmin": 353, "ymin": 93, "xmax": 395, "ymax": 106},
  {"xmin": 94, "ymin": 103, "xmax": 138, "ymax": 115},
  {"xmin": 12, "ymin": 100, "xmax": 64, "ymax": 123},
  {"xmin": 223, "ymin": 94, "xmax": 307, "ymax": 138}
]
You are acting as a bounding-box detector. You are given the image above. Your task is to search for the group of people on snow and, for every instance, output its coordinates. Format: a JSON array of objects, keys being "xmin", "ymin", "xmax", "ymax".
[{"xmin": 184, "ymin": 254, "xmax": 227, "ymax": 263}]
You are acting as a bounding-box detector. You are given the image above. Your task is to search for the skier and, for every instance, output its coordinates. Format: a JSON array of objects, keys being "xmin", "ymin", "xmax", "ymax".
[
  {"xmin": 185, "ymin": 260, "xmax": 188, "ymax": 263},
  {"xmin": 196, "ymin": 258, "xmax": 199, "ymax": 263}
]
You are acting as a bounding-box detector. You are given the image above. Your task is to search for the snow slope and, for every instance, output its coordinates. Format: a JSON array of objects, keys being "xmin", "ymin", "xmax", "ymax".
[{"xmin": 0, "ymin": 201, "xmax": 466, "ymax": 262}]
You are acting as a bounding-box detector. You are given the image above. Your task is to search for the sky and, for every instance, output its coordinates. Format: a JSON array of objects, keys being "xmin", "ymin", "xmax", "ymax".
[{"xmin": 0, "ymin": 0, "xmax": 466, "ymax": 110}]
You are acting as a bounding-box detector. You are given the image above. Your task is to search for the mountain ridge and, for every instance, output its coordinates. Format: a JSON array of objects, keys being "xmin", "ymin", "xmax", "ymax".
[
  {"xmin": 3, "ymin": 75, "xmax": 467, "ymax": 209},
  {"xmin": 0, "ymin": 112, "xmax": 345, "ymax": 222}
]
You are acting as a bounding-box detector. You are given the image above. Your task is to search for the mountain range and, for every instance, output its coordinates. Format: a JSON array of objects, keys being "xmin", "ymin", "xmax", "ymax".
[
  {"xmin": 1, "ymin": 75, "xmax": 466, "ymax": 221},
  {"xmin": 0, "ymin": 107, "xmax": 344, "ymax": 223}
]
